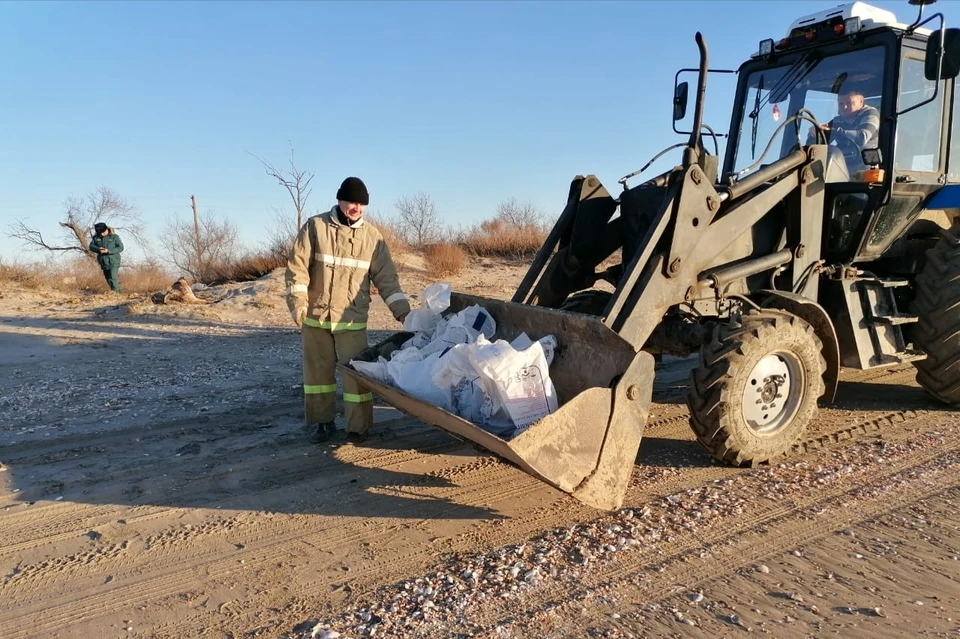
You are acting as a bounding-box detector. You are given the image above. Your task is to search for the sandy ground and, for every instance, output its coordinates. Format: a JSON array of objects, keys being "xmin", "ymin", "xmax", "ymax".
[{"xmin": 0, "ymin": 253, "xmax": 958, "ymax": 639}]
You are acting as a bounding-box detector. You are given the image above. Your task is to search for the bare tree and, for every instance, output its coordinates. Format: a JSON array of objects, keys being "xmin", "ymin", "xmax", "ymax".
[
  {"xmin": 8, "ymin": 186, "xmax": 143, "ymax": 259},
  {"xmin": 247, "ymin": 147, "xmax": 315, "ymax": 230},
  {"xmin": 264, "ymin": 205, "xmax": 299, "ymax": 264},
  {"xmin": 160, "ymin": 209, "xmax": 239, "ymax": 282},
  {"xmin": 394, "ymin": 192, "xmax": 442, "ymax": 248},
  {"xmin": 495, "ymin": 197, "xmax": 545, "ymax": 230}
]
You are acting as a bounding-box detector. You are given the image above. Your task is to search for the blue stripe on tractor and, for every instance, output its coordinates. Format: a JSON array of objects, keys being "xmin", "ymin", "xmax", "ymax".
[{"xmin": 923, "ymin": 185, "xmax": 960, "ymax": 210}]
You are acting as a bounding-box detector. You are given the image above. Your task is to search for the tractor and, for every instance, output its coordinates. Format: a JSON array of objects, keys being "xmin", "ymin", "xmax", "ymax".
[{"xmin": 342, "ymin": 0, "xmax": 960, "ymax": 511}]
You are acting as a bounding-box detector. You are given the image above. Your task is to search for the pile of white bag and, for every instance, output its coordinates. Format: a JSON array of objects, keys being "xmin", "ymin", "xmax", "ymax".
[{"xmin": 349, "ymin": 283, "xmax": 559, "ymax": 440}]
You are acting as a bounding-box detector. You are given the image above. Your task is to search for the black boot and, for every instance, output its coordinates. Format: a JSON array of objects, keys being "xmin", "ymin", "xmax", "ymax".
[
  {"xmin": 310, "ymin": 422, "xmax": 335, "ymax": 443},
  {"xmin": 345, "ymin": 431, "xmax": 368, "ymax": 444}
]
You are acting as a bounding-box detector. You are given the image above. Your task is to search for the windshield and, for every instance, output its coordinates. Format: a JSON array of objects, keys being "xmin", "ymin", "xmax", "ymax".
[{"xmin": 731, "ymin": 45, "xmax": 886, "ymax": 177}]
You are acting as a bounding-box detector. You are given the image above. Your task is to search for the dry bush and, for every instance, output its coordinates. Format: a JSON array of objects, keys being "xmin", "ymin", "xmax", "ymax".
[
  {"xmin": 0, "ymin": 256, "xmax": 175, "ymax": 295},
  {"xmin": 161, "ymin": 210, "xmax": 240, "ymax": 283},
  {"xmin": 1, "ymin": 255, "xmax": 174, "ymax": 296},
  {"xmin": 202, "ymin": 251, "xmax": 286, "ymax": 285},
  {"xmin": 0, "ymin": 260, "xmax": 45, "ymax": 289},
  {"xmin": 496, "ymin": 197, "xmax": 545, "ymax": 229},
  {"xmin": 459, "ymin": 218, "xmax": 548, "ymax": 259},
  {"xmin": 394, "ymin": 192, "xmax": 442, "ymax": 248},
  {"xmin": 121, "ymin": 260, "xmax": 178, "ymax": 294},
  {"xmin": 264, "ymin": 207, "xmax": 300, "ymax": 264},
  {"xmin": 424, "ymin": 242, "xmax": 467, "ymax": 278},
  {"xmin": 365, "ymin": 212, "xmax": 409, "ymax": 253},
  {"xmin": 54, "ymin": 257, "xmax": 175, "ymax": 295}
]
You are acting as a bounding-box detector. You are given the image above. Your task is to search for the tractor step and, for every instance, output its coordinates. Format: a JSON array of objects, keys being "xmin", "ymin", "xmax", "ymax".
[
  {"xmin": 861, "ymin": 277, "xmax": 910, "ymax": 288},
  {"xmin": 868, "ymin": 313, "xmax": 919, "ymax": 326},
  {"xmin": 824, "ymin": 276, "xmax": 921, "ymax": 370},
  {"xmin": 879, "ymin": 349, "xmax": 928, "ymax": 365}
]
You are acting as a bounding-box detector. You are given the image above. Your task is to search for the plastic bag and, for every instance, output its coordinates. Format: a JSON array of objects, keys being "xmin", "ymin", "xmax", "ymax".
[
  {"xmin": 419, "ymin": 305, "xmax": 497, "ymax": 357},
  {"xmin": 402, "ymin": 282, "xmax": 452, "ymax": 338},
  {"xmin": 349, "ymin": 283, "xmax": 559, "ymax": 440},
  {"xmin": 468, "ymin": 333, "xmax": 559, "ymax": 434},
  {"xmin": 432, "ymin": 342, "xmax": 514, "ymax": 435}
]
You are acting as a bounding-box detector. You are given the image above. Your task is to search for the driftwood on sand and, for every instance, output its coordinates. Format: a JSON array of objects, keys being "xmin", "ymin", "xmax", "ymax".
[{"xmin": 151, "ymin": 278, "xmax": 208, "ymax": 305}]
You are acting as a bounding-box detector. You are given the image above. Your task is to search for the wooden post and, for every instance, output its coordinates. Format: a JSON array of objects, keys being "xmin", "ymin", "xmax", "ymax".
[{"xmin": 191, "ymin": 195, "xmax": 201, "ymax": 269}]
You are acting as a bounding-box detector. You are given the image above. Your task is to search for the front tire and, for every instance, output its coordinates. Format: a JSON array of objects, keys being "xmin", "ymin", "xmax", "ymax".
[
  {"xmin": 912, "ymin": 227, "xmax": 960, "ymax": 404},
  {"xmin": 687, "ymin": 310, "xmax": 826, "ymax": 466}
]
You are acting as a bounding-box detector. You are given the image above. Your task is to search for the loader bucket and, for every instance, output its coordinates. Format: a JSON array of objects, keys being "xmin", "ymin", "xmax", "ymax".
[{"xmin": 338, "ymin": 292, "xmax": 655, "ymax": 511}]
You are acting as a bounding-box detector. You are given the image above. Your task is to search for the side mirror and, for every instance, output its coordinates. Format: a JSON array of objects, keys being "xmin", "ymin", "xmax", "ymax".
[
  {"xmin": 925, "ymin": 27, "xmax": 960, "ymax": 80},
  {"xmin": 673, "ymin": 81, "xmax": 689, "ymax": 121},
  {"xmin": 861, "ymin": 147, "xmax": 882, "ymax": 166}
]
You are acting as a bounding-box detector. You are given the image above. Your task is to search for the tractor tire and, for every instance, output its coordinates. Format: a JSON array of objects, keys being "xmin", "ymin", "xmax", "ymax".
[
  {"xmin": 687, "ymin": 310, "xmax": 826, "ymax": 466},
  {"xmin": 911, "ymin": 229, "xmax": 960, "ymax": 404},
  {"xmin": 559, "ymin": 290, "xmax": 613, "ymax": 317}
]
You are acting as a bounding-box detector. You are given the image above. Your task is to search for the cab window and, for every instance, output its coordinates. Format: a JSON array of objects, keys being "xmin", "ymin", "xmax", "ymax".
[{"xmin": 895, "ymin": 55, "xmax": 944, "ymax": 173}]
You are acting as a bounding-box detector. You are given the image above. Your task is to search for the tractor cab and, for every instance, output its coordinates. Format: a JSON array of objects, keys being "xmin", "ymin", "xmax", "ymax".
[{"xmin": 720, "ymin": 1, "xmax": 960, "ymax": 264}]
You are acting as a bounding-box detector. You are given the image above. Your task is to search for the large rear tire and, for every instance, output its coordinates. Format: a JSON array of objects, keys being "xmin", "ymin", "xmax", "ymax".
[
  {"xmin": 687, "ymin": 310, "xmax": 826, "ymax": 466},
  {"xmin": 912, "ymin": 228, "xmax": 960, "ymax": 404}
]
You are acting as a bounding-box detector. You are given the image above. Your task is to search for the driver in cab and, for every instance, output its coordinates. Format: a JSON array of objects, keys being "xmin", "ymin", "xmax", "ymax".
[{"xmin": 806, "ymin": 85, "xmax": 880, "ymax": 174}]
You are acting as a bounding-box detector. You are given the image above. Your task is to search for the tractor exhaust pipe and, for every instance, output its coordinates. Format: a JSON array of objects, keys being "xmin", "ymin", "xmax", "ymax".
[{"xmin": 683, "ymin": 32, "xmax": 709, "ymax": 168}]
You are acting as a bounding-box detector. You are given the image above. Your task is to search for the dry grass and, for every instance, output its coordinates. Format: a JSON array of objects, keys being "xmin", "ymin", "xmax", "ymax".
[
  {"xmin": 366, "ymin": 213, "xmax": 409, "ymax": 253},
  {"xmin": 0, "ymin": 260, "xmax": 45, "ymax": 289},
  {"xmin": 1, "ymin": 251, "xmax": 284, "ymax": 296},
  {"xmin": 110, "ymin": 260, "xmax": 177, "ymax": 294},
  {"xmin": 0, "ymin": 257, "xmax": 176, "ymax": 295},
  {"xmin": 201, "ymin": 251, "xmax": 286, "ymax": 285},
  {"xmin": 424, "ymin": 242, "xmax": 467, "ymax": 278},
  {"xmin": 458, "ymin": 219, "xmax": 547, "ymax": 259}
]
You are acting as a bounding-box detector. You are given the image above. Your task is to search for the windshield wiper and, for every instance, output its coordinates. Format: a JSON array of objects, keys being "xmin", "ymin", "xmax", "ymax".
[
  {"xmin": 751, "ymin": 75, "xmax": 764, "ymax": 158},
  {"xmin": 746, "ymin": 51, "xmax": 822, "ymax": 160},
  {"xmin": 749, "ymin": 51, "xmax": 819, "ymax": 120}
]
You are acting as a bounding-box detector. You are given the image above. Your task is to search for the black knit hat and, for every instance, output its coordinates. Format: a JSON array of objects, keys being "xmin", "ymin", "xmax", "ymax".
[
  {"xmin": 94, "ymin": 222, "xmax": 107, "ymax": 233},
  {"xmin": 336, "ymin": 177, "xmax": 369, "ymax": 205}
]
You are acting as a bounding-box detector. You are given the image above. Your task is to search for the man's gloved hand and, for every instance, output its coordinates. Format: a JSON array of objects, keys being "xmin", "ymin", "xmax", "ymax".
[
  {"xmin": 397, "ymin": 311, "xmax": 409, "ymax": 325},
  {"xmin": 292, "ymin": 305, "xmax": 307, "ymax": 327}
]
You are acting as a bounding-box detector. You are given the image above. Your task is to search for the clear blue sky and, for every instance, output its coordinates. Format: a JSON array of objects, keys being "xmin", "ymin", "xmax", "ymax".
[{"xmin": 1, "ymin": 0, "xmax": 955, "ymax": 264}]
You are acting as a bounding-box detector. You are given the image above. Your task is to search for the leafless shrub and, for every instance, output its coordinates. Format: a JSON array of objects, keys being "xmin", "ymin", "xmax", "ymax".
[
  {"xmin": 7, "ymin": 186, "xmax": 143, "ymax": 259},
  {"xmin": 160, "ymin": 210, "xmax": 239, "ymax": 283},
  {"xmin": 424, "ymin": 242, "xmax": 467, "ymax": 277},
  {"xmin": 365, "ymin": 210, "xmax": 409, "ymax": 253},
  {"xmin": 394, "ymin": 192, "xmax": 442, "ymax": 249},
  {"xmin": 495, "ymin": 197, "xmax": 545, "ymax": 230}
]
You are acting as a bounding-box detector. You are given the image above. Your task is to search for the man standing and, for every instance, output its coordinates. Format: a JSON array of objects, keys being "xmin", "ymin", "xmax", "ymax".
[
  {"xmin": 88, "ymin": 222, "xmax": 124, "ymax": 293},
  {"xmin": 285, "ymin": 177, "xmax": 411, "ymax": 444},
  {"xmin": 807, "ymin": 85, "xmax": 880, "ymax": 174}
]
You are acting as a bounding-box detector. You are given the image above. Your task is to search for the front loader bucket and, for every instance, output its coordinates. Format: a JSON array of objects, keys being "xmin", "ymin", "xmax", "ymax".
[{"xmin": 339, "ymin": 292, "xmax": 655, "ymax": 511}]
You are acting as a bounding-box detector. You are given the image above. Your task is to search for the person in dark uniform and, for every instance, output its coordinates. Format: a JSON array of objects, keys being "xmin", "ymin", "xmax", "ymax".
[{"xmin": 89, "ymin": 222, "xmax": 124, "ymax": 293}]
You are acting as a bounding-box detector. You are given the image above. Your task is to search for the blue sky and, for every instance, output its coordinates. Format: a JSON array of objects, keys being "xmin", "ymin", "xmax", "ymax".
[{"xmin": 1, "ymin": 0, "xmax": 955, "ymax": 264}]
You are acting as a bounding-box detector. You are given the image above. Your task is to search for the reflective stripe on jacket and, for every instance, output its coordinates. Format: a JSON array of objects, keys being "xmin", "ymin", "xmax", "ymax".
[{"xmin": 285, "ymin": 206, "xmax": 411, "ymax": 330}]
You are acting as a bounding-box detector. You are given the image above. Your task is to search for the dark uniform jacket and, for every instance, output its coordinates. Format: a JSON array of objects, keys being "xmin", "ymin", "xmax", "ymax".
[{"xmin": 89, "ymin": 229, "xmax": 124, "ymax": 270}]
